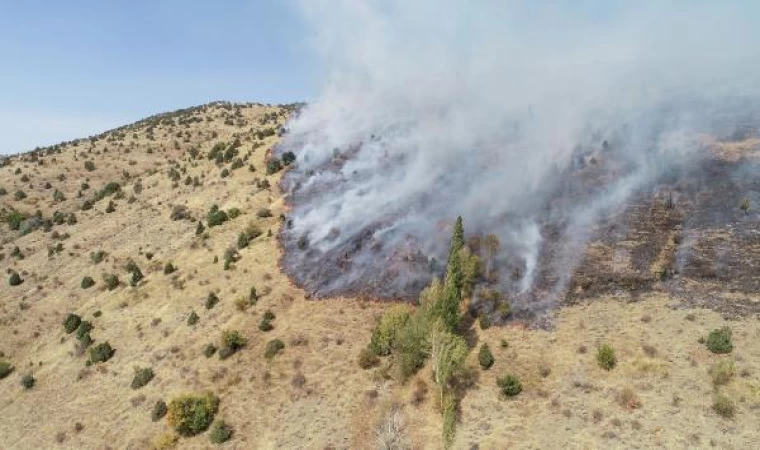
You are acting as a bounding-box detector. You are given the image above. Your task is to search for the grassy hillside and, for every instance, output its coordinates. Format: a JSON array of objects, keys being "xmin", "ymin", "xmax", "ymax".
[{"xmin": 1, "ymin": 103, "xmax": 758, "ymax": 449}]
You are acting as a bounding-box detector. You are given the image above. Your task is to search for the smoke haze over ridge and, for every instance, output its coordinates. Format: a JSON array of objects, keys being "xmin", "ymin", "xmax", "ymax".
[{"xmin": 278, "ymin": 1, "xmax": 760, "ymax": 316}]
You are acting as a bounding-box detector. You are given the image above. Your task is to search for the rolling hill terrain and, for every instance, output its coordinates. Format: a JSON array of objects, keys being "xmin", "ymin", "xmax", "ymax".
[{"xmin": 1, "ymin": 103, "xmax": 759, "ymax": 449}]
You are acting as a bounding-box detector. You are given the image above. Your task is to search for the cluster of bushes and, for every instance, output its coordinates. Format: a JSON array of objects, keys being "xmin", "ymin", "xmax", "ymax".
[
  {"xmin": 361, "ymin": 217, "xmax": 483, "ymax": 447},
  {"xmin": 207, "ymin": 205, "xmax": 230, "ymax": 228},
  {"xmin": 88, "ymin": 342, "xmax": 115, "ymax": 365},
  {"xmin": 167, "ymin": 392, "xmax": 219, "ymax": 436},
  {"xmin": 237, "ymin": 224, "xmax": 262, "ymax": 249}
]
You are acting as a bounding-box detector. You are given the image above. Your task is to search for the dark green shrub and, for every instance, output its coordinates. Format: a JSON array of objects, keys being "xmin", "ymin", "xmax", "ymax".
[
  {"xmin": 256, "ymin": 208, "xmax": 273, "ymax": 218},
  {"xmin": 88, "ymin": 342, "xmax": 115, "ymax": 364},
  {"xmin": 67, "ymin": 212, "xmax": 77, "ymax": 225},
  {"xmin": 63, "ymin": 313, "xmax": 82, "ymax": 333},
  {"xmin": 164, "ymin": 262, "xmax": 177, "ymax": 274},
  {"xmin": 597, "ymin": 344, "xmax": 617, "ymax": 370},
  {"xmin": 205, "ymin": 293, "xmax": 219, "ymax": 310},
  {"xmin": 281, "ymin": 151, "xmax": 296, "ymax": 166},
  {"xmin": 358, "ymin": 348, "xmax": 380, "ymax": 369},
  {"xmin": 84, "ymin": 161, "xmax": 96, "ymax": 171},
  {"xmin": 11, "ymin": 246, "xmax": 23, "ymax": 259},
  {"xmin": 497, "ymin": 374, "xmax": 522, "ymax": 397},
  {"xmin": 151, "ymin": 400, "xmax": 167, "ymax": 422},
  {"xmin": 130, "ymin": 267, "xmax": 143, "ymax": 286},
  {"xmin": 75, "ymin": 320, "xmax": 94, "ymax": 347},
  {"xmin": 21, "ymin": 374, "xmax": 35, "ymax": 390},
  {"xmin": 219, "ymin": 330, "xmax": 247, "ymax": 358},
  {"xmin": 207, "ymin": 205, "xmax": 228, "ymax": 227},
  {"xmin": 90, "ymin": 250, "xmax": 106, "ymax": 264},
  {"xmin": 81, "ymin": 276, "xmax": 95, "ymax": 289},
  {"xmin": 248, "ymin": 286, "xmax": 259, "ymax": 304},
  {"xmin": 478, "ymin": 343, "xmax": 495, "ymax": 370},
  {"xmin": 227, "ymin": 208, "xmax": 241, "ymax": 219},
  {"xmin": 187, "ymin": 311, "xmax": 199, "ymax": 326},
  {"xmin": 81, "ymin": 199, "xmax": 93, "ymax": 210},
  {"xmin": 266, "ymin": 158, "xmax": 282, "ymax": 175},
  {"xmin": 53, "ymin": 189, "xmax": 65, "ymax": 202},
  {"xmin": 209, "ymin": 420, "xmax": 233, "ymax": 444},
  {"xmin": 104, "ymin": 274, "xmax": 119, "ymax": 290},
  {"xmin": 0, "ymin": 360, "xmax": 14, "ymax": 379},
  {"xmin": 195, "ymin": 221, "xmax": 205, "ymax": 236},
  {"xmin": 264, "ymin": 339, "xmax": 285, "ymax": 359},
  {"xmin": 706, "ymin": 327, "xmax": 733, "ymax": 354},
  {"xmin": 105, "ymin": 200, "xmax": 116, "ymax": 213},
  {"xmin": 131, "ymin": 367, "xmax": 154, "ymax": 389},
  {"xmin": 14, "ymin": 190, "xmax": 27, "ymax": 201},
  {"xmin": 167, "ymin": 391, "xmax": 219, "ymax": 436},
  {"xmin": 94, "ymin": 182, "xmax": 120, "ymax": 201},
  {"xmin": 8, "ymin": 272, "xmax": 23, "ymax": 286},
  {"xmin": 203, "ymin": 344, "xmax": 217, "ymax": 358},
  {"xmin": 259, "ymin": 310, "xmax": 275, "ymax": 331}
]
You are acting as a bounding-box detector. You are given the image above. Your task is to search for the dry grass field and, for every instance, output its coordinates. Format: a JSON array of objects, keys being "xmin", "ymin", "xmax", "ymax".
[{"xmin": 1, "ymin": 103, "xmax": 758, "ymax": 449}]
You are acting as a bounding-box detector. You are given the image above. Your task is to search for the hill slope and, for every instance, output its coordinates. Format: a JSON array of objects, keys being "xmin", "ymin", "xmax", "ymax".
[{"xmin": 1, "ymin": 103, "xmax": 759, "ymax": 449}]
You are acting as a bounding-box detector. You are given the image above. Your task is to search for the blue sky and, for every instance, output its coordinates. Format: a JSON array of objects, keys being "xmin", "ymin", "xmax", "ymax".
[{"xmin": 0, "ymin": 1, "xmax": 312, "ymax": 154}]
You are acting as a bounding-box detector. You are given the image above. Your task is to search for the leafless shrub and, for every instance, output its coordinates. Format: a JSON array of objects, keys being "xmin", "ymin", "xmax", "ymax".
[{"xmin": 375, "ymin": 407, "xmax": 409, "ymax": 450}]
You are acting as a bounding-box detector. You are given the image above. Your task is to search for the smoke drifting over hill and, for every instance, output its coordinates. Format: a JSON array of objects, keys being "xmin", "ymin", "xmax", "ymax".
[{"xmin": 279, "ymin": 1, "xmax": 760, "ymax": 317}]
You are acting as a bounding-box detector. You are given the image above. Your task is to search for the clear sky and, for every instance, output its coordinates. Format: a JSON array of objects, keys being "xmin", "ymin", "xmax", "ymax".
[{"xmin": 0, "ymin": 1, "xmax": 313, "ymax": 154}]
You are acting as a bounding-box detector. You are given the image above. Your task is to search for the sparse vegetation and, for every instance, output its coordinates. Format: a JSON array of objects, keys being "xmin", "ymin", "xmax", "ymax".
[
  {"xmin": 358, "ymin": 348, "xmax": 380, "ymax": 369},
  {"xmin": 713, "ymin": 394, "xmax": 736, "ymax": 418},
  {"xmin": 264, "ymin": 339, "xmax": 285, "ymax": 359},
  {"xmin": 209, "ymin": 420, "xmax": 233, "ymax": 444},
  {"xmin": 151, "ymin": 400, "xmax": 168, "ymax": 422},
  {"xmin": 709, "ymin": 359, "xmax": 735, "ymax": 386}
]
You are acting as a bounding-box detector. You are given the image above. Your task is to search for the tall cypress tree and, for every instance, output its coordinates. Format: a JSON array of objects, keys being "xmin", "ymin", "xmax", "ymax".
[{"xmin": 440, "ymin": 216, "xmax": 466, "ymax": 331}]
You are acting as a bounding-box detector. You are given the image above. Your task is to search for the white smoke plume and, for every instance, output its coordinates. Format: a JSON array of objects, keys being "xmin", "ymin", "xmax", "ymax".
[{"xmin": 278, "ymin": 1, "xmax": 760, "ymax": 315}]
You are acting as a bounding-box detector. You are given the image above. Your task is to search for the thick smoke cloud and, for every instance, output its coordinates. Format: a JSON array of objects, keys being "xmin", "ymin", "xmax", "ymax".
[{"xmin": 278, "ymin": 1, "xmax": 760, "ymax": 314}]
